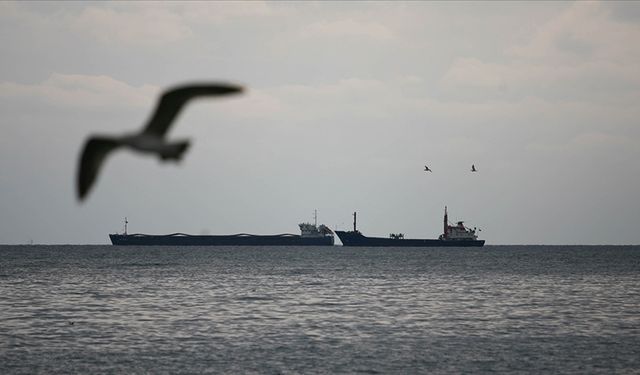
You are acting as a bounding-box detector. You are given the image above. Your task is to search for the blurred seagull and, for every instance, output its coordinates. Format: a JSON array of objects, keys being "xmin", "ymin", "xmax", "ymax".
[
  {"xmin": 424, "ymin": 165, "xmax": 432, "ymax": 172},
  {"xmin": 471, "ymin": 164, "xmax": 477, "ymax": 172},
  {"xmin": 77, "ymin": 83, "xmax": 244, "ymax": 201}
]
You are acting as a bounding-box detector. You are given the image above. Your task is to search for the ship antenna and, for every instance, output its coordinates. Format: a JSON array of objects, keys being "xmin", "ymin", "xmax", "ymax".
[{"xmin": 353, "ymin": 212, "xmax": 357, "ymax": 232}]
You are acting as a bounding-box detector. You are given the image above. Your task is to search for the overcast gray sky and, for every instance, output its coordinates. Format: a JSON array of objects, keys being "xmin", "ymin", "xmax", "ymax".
[{"xmin": 1, "ymin": 1, "xmax": 639, "ymax": 245}]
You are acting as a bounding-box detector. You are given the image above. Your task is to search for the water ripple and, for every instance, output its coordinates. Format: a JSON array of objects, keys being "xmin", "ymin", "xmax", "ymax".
[{"xmin": 0, "ymin": 245, "xmax": 639, "ymax": 373}]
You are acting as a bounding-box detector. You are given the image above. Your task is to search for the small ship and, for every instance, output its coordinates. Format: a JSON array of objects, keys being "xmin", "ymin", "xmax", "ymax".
[
  {"xmin": 110, "ymin": 211, "xmax": 334, "ymax": 246},
  {"xmin": 335, "ymin": 207, "xmax": 484, "ymax": 247}
]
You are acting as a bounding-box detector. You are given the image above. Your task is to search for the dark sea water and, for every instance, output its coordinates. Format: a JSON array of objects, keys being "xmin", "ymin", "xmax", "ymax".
[{"xmin": 1, "ymin": 245, "xmax": 639, "ymax": 374}]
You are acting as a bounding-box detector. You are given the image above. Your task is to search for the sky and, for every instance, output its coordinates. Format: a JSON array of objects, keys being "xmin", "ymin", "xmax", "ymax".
[{"xmin": 1, "ymin": 1, "xmax": 639, "ymax": 245}]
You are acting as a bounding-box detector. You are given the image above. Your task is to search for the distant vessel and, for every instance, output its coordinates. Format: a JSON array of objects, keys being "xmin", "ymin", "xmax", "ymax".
[
  {"xmin": 335, "ymin": 207, "xmax": 484, "ymax": 247},
  {"xmin": 110, "ymin": 212, "xmax": 334, "ymax": 246}
]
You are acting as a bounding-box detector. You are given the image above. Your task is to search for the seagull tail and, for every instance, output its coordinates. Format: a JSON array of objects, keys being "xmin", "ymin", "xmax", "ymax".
[{"xmin": 161, "ymin": 140, "xmax": 190, "ymax": 161}]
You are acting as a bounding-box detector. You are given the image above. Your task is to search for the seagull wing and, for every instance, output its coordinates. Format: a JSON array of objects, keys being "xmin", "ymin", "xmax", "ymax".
[
  {"xmin": 77, "ymin": 137, "xmax": 121, "ymax": 201},
  {"xmin": 142, "ymin": 83, "xmax": 244, "ymax": 137}
]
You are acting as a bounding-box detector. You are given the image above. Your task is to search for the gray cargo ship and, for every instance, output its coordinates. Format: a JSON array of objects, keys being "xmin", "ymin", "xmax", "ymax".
[{"xmin": 110, "ymin": 212, "xmax": 334, "ymax": 246}]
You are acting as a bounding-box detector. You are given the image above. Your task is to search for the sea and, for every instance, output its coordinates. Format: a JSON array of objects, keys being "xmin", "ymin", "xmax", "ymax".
[{"xmin": 1, "ymin": 245, "xmax": 639, "ymax": 374}]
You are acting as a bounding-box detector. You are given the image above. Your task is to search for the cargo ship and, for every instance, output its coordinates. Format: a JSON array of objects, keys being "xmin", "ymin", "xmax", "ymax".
[
  {"xmin": 110, "ymin": 212, "xmax": 334, "ymax": 246},
  {"xmin": 335, "ymin": 207, "xmax": 484, "ymax": 247}
]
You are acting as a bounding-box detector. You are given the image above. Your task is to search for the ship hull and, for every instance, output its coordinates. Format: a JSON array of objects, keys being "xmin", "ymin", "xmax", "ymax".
[
  {"xmin": 335, "ymin": 231, "xmax": 484, "ymax": 247},
  {"xmin": 110, "ymin": 233, "xmax": 334, "ymax": 246}
]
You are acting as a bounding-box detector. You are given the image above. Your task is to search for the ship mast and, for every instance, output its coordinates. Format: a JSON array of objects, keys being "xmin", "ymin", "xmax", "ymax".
[
  {"xmin": 443, "ymin": 207, "xmax": 447, "ymax": 239},
  {"xmin": 314, "ymin": 209, "xmax": 318, "ymax": 227},
  {"xmin": 353, "ymin": 212, "xmax": 357, "ymax": 232},
  {"xmin": 124, "ymin": 217, "xmax": 128, "ymax": 235}
]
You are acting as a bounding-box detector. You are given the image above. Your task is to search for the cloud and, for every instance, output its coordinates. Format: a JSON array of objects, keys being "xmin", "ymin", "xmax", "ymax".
[
  {"xmin": 569, "ymin": 131, "xmax": 640, "ymax": 152},
  {"xmin": 217, "ymin": 71, "xmax": 640, "ymax": 135},
  {"xmin": 71, "ymin": 6, "xmax": 193, "ymax": 46},
  {"xmin": 301, "ymin": 18, "xmax": 394, "ymax": 41},
  {"xmin": 179, "ymin": 1, "xmax": 275, "ymax": 24},
  {"xmin": 442, "ymin": 57, "xmax": 640, "ymax": 92},
  {"xmin": 509, "ymin": 1, "xmax": 640, "ymax": 63},
  {"xmin": 0, "ymin": 74, "xmax": 157, "ymax": 110},
  {"xmin": 2, "ymin": 2, "xmax": 278, "ymax": 47},
  {"xmin": 217, "ymin": 78, "xmax": 389, "ymax": 121},
  {"xmin": 440, "ymin": 2, "xmax": 640, "ymax": 100},
  {"xmin": 441, "ymin": 58, "xmax": 511, "ymax": 89}
]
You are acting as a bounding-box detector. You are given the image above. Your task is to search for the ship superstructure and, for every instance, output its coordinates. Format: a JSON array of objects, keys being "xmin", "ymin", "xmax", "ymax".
[{"xmin": 439, "ymin": 206, "xmax": 480, "ymax": 241}]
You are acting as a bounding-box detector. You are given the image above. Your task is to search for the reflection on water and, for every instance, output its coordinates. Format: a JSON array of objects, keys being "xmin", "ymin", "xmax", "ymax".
[{"xmin": 1, "ymin": 245, "xmax": 639, "ymax": 373}]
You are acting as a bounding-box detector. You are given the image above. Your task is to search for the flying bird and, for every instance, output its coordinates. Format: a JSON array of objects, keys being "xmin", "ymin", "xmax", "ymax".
[
  {"xmin": 471, "ymin": 164, "xmax": 477, "ymax": 172},
  {"xmin": 424, "ymin": 165, "xmax": 432, "ymax": 172},
  {"xmin": 77, "ymin": 83, "xmax": 244, "ymax": 201}
]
